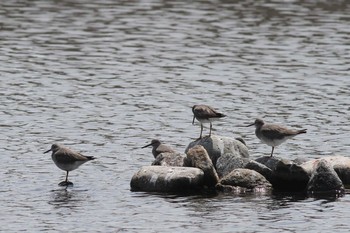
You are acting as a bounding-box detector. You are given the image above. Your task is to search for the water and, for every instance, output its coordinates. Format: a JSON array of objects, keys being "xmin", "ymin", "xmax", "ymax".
[{"xmin": 1, "ymin": 0, "xmax": 350, "ymax": 232}]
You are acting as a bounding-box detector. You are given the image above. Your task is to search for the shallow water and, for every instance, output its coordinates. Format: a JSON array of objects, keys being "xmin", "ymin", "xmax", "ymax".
[{"xmin": 1, "ymin": 0, "xmax": 350, "ymax": 232}]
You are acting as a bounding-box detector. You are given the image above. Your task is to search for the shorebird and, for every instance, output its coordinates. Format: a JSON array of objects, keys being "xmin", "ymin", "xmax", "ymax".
[
  {"xmin": 246, "ymin": 118, "xmax": 307, "ymax": 157},
  {"xmin": 192, "ymin": 104, "xmax": 226, "ymax": 138},
  {"xmin": 44, "ymin": 144, "xmax": 95, "ymax": 186},
  {"xmin": 141, "ymin": 139, "xmax": 175, "ymax": 158}
]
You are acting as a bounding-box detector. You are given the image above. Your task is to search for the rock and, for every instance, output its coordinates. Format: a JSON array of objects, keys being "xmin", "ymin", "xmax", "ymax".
[
  {"xmin": 301, "ymin": 156, "xmax": 350, "ymax": 186},
  {"xmin": 255, "ymin": 156, "xmax": 282, "ymax": 170},
  {"xmin": 235, "ymin": 137, "xmax": 246, "ymax": 146},
  {"xmin": 307, "ymin": 159, "xmax": 344, "ymax": 193},
  {"xmin": 184, "ymin": 145, "xmax": 219, "ymax": 187},
  {"xmin": 152, "ymin": 152, "xmax": 185, "ymax": 167},
  {"xmin": 185, "ymin": 135, "xmax": 249, "ymax": 167},
  {"xmin": 331, "ymin": 157, "xmax": 350, "ymax": 186},
  {"xmin": 256, "ymin": 156, "xmax": 310, "ymax": 191},
  {"xmin": 292, "ymin": 157, "xmax": 309, "ymax": 165},
  {"xmin": 130, "ymin": 166, "xmax": 204, "ymax": 193},
  {"xmin": 301, "ymin": 159, "xmax": 320, "ymax": 175},
  {"xmin": 244, "ymin": 160, "xmax": 274, "ymax": 183},
  {"xmin": 218, "ymin": 168, "xmax": 272, "ymax": 190},
  {"xmin": 216, "ymin": 154, "xmax": 250, "ymax": 178}
]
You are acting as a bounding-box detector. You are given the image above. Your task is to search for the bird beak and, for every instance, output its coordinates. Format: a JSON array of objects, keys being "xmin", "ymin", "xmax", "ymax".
[
  {"xmin": 44, "ymin": 148, "xmax": 52, "ymax": 154},
  {"xmin": 192, "ymin": 115, "xmax": 195, "ymax": 125},
  {"xmin": 141, "ymin": 143, "xmax": 152, "ymax": 149},
  {"xmin": 246, "ymin": 123, "xmax": 255, "ymax": 127}
]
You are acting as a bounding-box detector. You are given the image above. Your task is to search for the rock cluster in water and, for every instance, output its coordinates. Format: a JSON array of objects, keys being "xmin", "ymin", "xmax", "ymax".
[{"xmin": 130, "ymin": 135, "xmax": 348, "ymax": 195}]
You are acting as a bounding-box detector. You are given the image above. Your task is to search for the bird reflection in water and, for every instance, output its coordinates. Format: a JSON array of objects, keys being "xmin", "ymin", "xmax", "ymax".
[{"xmin": 48, "ymin": 187, "xmax": 89, "ymax": 209}]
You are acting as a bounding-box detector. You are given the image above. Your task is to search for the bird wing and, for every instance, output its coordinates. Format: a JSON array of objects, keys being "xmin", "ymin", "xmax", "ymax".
[
  {"xmin": 55, "ymin": 148, "xmax": 91, "ymax": 163},
  {"xmin": 156, "ymin": 144, "xmax": 175, "ymax": 154},
  {"xmin": 193, "ymin": 105, "xmax": 224, "ymax": 119},
  {"xmin": 260, "ymin": 124, "xmax": 299, "ymax": 140}
]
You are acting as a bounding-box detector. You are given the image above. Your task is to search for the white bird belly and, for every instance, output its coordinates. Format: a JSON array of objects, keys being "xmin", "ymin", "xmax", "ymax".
[
  {"xmin": 259, "ymin": 136, "xmax": 292, "ymax": 147},
  {"xmin": 197, "ymin": 118, "xmax": 220, "ymax": 123},
  {"xmin": 54, "ymin": 160, "xmax": 87, "ymax": 171}
]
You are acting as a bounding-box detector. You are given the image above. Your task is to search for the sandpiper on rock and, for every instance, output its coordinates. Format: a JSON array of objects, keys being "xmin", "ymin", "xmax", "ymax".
[
  {"xmin": 44, "ymin": 144, "xmax": 95, "ymax": 186},
  {"xmin": 192, "ymin": 105, "xmax": 226, "ymax": 138},
  {"xmin": 247, "ymin": 118, "xmax": 307, "ymax": 157},
  {"xmin": 141, "ymin": 139, "xmax": 176, "ymax": 158}
]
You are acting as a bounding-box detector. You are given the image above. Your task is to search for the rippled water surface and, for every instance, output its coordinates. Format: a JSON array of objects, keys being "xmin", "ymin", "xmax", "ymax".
[{"xmin": 1, "ymin": 0, "xmax": 350, "ymax": 232}]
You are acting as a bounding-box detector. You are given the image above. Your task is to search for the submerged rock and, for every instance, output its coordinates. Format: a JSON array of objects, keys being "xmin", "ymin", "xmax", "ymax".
[
  {"xmin": 152, "ymin": 152, "xmax": 185, "ymax": 167},
  {"xmin": 307, "ymin": 159, "xmax": 344, "ymax": 193},
  {"xmin": 184, "ymin": 145, "xmax": 219, "ymax": 187},
  {"xmin": 130, "ymin": 166, "xmax": 204, "ymax": 193},
  {"xmin": 218, "ymin": 168, "xmax": 272, "ymax": 190},
  {"xmin": 185, "ymin": 135, "xmax": 249, "ymax": 167}
]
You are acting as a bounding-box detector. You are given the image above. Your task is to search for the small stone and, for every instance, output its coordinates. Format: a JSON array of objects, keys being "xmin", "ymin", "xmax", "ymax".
[
  {"xmin": 244, "ymin": 160, "xmax": 274, "ymax": 183},
  {"xmin": 58, "ymin": 181, "xmax": 73, "ymax": 186},
  {"xmin": 219, "ymin": 168, "xmax": 272, "ymax": 190}
]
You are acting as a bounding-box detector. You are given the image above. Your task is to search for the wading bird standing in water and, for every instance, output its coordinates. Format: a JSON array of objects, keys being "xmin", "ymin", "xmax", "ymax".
[{"xmin": 44, "ymin": 144, "xmax": 95, "ymax": 186}]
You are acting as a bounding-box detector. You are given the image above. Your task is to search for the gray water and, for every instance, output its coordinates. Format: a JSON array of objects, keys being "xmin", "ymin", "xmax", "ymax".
[{"xmin": 1, "ymin": 0, "xmax": 350, "ymax": 232}]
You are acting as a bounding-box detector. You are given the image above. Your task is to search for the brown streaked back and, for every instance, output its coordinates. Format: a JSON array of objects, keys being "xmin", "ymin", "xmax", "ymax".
[
  {"xmin": 192, "ymin": 105, "xmax": 226, "ymax": 120},
  {"xmin": 260, "ymin": 123, "xmax": 307, "ymax": 140},
  {"xmin": 54, "ymin": 146, "xmax": 95, "ymax": 164}
]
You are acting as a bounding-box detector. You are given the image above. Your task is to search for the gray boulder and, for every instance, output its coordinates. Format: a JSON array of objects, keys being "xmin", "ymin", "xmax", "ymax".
[
  {"xmin": 130, "ymin": 166, "xmax": 204, "ymax": 193},
  {"xmin": 152, "ymin": 152, "xmax": 185, "ymax": 167},
  {"xmin": 307, "ymin": 159, "xmax": 344, "ymax": 193},
  {"xmin": 185, "ymin": 135, "xmax": 249, "ymax": 167},
  {"xmin": 217, "ymin": 168, "xmax": 272, "ymax": 191},
  {"xmin": 256, "ymin": 156, "xmax": 310, "ymax": 191},
  {"xmin": 292, "ymin": 157, "xmax": 309, "ymax": 165},
  {"xmin": 184, "ymin": 145, "xmax": 219, "ymax": 187},
  {"xmin": 216, "ymin": 154, "xmax": 250, "ymax": 178},
  {"xmin": 244, "ymin": 160, "xmax": 274, "ymax": 182},
  {"xmin": 301, "ymin": 156, "xmax": 350, "ymax": 186}
]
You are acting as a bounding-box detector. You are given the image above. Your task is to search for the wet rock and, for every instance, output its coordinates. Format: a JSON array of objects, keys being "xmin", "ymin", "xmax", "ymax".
[
  {"xmin": 256, "ymin": 156, "xmax": 310, "ymax": 191},
  {"xmin": 301, "ymin": 156, "xmax": 350, "ymax": 186},
  {"xmin": 244, "ymin": 160, "xmax": 274, "ymax": 183},
  {"xmin": 152, "ymin": 152, "xmax": 185, "ymax": 167},
  {"xmin": 218, "ymin": 168, "xmax": 272, "ymax": 190},
  {"xmin": 216, "ymin": 154, "xmax": 250, "ymax": 178},
  {"xmin": 307, "ymin": 159, "xmax": 344, "ymax": 193},
  {"xmin": 184, "ymin": 145, "xmax": 219, "ymax": 187},
  {"xmin": 215, "ymin": 184, "xmax": 270, "ymax": 194},
  {"xmin": 130, "ymin": 166, "xmax": 204, "ymax": 193},
  {"xmin": 331, "ymin": 157, "xmax": 350, "ymax": 186},
  {"xmin": 185, "ymin": 135, "xmax": 249, "ymax": 167}
]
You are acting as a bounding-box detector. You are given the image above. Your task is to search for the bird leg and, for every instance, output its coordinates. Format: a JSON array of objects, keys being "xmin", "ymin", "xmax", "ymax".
[
  {"xmin": 59, "ymin": 171, "xmax": 73, "ymax": 186},
  {"xmin": 65, "ymin": 171, "xmax": 69, "ymax": 182},
  {"xmin": 200, "ymin": 124, "xmax": 203, "ymax": 138},
  {"xmin": 209, "ymin": 122, "xmax": 212, "ymax": 137},
  {"xmin": 270, "ymin": 147, "xmax": 274, "ymax": 157}
]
